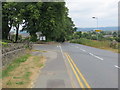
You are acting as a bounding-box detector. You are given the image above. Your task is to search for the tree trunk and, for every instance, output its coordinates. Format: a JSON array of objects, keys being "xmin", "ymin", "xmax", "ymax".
[
  {"xmin": 2, "ymin": 17, "xmax": 13, "ymax": 40},
  {"xmin": 15, "ymin": 24, "xmax": 19, "ymax": 43}
]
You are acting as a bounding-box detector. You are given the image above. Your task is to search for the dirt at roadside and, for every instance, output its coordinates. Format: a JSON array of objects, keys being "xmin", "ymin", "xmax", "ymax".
[{"xmin": 2, "ymin": 51, "xmax": 46, "ymax": 88}]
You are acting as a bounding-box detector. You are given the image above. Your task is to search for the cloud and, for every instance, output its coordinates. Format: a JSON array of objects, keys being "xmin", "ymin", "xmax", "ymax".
[{"xmin": 65, "ymin": 0, "xmax": 119, "ymax": 27}]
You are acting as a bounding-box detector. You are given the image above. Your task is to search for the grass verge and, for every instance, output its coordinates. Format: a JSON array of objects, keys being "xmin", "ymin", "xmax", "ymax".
[
  {"xmin": 2, "ymin": 52, "xmax": 46, "ymax": 88},
  {"xmin": 2, "ymin": 54, "xmax": 31, "ymax": 78},
  {"xmin": 70, "ymin": 38, "xmax": 119, "ymax": 53}
]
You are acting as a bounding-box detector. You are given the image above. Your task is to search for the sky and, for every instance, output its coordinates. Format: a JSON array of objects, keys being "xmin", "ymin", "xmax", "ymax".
[
  {"xmin": 65, "ymin": 0, "xmax": 119, "ymax": 28},
  {"xmin": 11, "ymin": 0, "xmax": 119, "ymax": 32}
]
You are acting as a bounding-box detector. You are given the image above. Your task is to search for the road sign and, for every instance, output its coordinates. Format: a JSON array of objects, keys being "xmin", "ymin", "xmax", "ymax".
[{"xmin": 95, "ymin": 30, "xmax": 102, "ymax": 32}]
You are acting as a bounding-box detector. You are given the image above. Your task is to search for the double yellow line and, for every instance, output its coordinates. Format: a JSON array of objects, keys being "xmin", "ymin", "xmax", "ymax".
[{"xmin": 64, "ymin": 53, "xmax": 92, "ymax": 90}]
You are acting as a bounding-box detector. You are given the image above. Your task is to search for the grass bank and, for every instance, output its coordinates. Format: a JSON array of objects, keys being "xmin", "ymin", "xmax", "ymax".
[
  {"xmin": 70, "ymin": 38, "xmax": 119, "ymax": 53},
  {"xmin": 2, "ymin": 51, "xmax": 46, "ymax": 88}
]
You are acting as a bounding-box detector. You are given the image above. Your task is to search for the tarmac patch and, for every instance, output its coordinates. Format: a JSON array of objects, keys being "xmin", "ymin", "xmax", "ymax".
[{"xmin": 47, "ymin": 79, "xmax": 65, "ymax": 88}]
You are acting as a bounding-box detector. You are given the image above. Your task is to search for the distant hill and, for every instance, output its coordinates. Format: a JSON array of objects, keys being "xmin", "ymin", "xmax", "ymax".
[
  {"xmin": 10, "ymin": 30, "xmax": 28, "ymax": 34},
  {"xmin": 77, "ymin": 27, "xmax": 118, "ymax": 32}
]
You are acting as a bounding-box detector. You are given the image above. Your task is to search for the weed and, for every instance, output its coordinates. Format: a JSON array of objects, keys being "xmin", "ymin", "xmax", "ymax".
[
  {"xmin": 16, "ymin": 81, "xmax": 25, "ymax": 85},
  {"xmin": 13, "ymin": 77, "xmax": 22, "ymax": 79},
  {"xmin": 23, "ymin": 72, "xmax": 32, "ymax": 80},
  {"xmin": 2, "ymin": 54, "xmax": 31, "ymax": 78},
  {"xmin": 6, "ymin": 80, "xmax": 12, "ymax": 85}
]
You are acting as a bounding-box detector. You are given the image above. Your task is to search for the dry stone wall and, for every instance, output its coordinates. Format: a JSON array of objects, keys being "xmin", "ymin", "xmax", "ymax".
[{"xmin": 2, "ymin": 43, "xmax": 32, "ymax": 67}]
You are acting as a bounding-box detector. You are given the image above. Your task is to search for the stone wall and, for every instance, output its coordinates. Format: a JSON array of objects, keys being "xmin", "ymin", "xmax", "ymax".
[{"xmin": 2, "ymin": 43, "xmax": 32, "ymax": 67}]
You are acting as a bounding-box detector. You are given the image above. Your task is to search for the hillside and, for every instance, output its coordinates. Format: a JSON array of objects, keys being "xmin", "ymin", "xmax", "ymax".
[{"xmin": 77, "ymin": 27, "xmax": 118, "ymax": 32}]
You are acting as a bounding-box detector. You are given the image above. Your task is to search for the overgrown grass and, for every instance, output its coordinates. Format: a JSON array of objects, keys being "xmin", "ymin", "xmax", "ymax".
[
  {"xmin": 2, "ymin": 54, "xmax": 31, "ymax": 78},
  {"xmin": 70, "ymin": 38, "xmax": 119, "ymax": 53}
]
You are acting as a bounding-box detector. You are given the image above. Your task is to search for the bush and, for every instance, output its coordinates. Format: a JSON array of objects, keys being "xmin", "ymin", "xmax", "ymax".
[
  {"xmin": 115, "ymin": 37, "xmax": 120, "ymax": 42},
  {"xmin": 22, "ymin": 37, "xmax": 30, "ymax": 42},
  {"xmin": 110, "ymin": 40, "xmax": 118, "ymax": 49},
  {"xmin": 30, "ymin": 36, "xmax": 38, "ymax": 42},
  {"xmin": 104, "ymin": 37, "xmax": 114, "ymax": 41},
  {"xmin": 56, "ymin": 37, "xmax": 65, "ymax": 42},
  {"xmin": 91, "ymin": 36, "xmax": 97, "ymax": 40}
]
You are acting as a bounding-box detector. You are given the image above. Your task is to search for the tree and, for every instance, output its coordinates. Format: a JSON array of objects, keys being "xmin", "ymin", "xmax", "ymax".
[
  {"xmin": 113, "ymin": 32, "xmax": 117, "ymax": 37},
  {"xmin": 21, "ymin": 2, "xmax": 42, "ymax": 42},
  {"xmin": 2, "ymin": 2, "xmax": 76, "ymax": 42},
  {"xmin": 12, "ymin": 3, "xmax": 25, "ymax": 42},
  {"xmin": 2, "ymin": 2, "xmax": 25, "ymax": 42},
  {"xmin": 39, "ymin": 2, "xmax": 76, "ymax": 42},
  {"xmin": 2, "ymin": 2, "xmax": 16, "ymax": 40},
  {"xmin": 40, "ymin": 2, "xmax": 64, "ymax": 41}
]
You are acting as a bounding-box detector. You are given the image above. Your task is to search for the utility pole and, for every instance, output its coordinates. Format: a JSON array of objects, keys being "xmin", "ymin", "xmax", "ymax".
[{"xmin": 92, "ymin": 17, "xmax": 99, "ymax": 40}]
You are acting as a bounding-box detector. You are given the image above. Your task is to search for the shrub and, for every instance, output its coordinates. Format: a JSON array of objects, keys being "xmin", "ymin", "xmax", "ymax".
[{"xmin": 30, "ymin": 36, "xmax": 38, "ymax": 42}]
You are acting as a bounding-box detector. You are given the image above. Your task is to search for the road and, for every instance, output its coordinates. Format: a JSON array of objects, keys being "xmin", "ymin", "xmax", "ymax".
[{"xmin": 33, "ymin": 42, "xmax": 118, "ymax": 89}]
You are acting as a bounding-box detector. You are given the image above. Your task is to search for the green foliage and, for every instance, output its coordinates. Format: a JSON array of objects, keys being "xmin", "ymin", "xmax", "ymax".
[
  {"xmin": 115, "ymin": 37, "xmax": 120, "ymax": 42},
  {"xmin": 2, "ymin": 2, "xmax": 24, "ymax": 42},
  {"xmin": 71, "ymin": 30, "xmax": 119, "ymax": 42},
  {"xmin": 0, "ymin": 41, "xmax": 8, "ymax": 45},
  {"xmin": 15, "ymin": 81, "xmax": 25, "ymax": 85},
  {"xmin": 23, "ymin": 72, "xmax": 32, "ymax": 80},
  {"xmin": 2, "ymin": 2, "xmax": 76, "ymax": 42},
  {"xmin": 30, "ymin": 36, "xmax": 37, "ymax": 42},
  {"xmin": 70, "ymin": 38, "xmax": 120, "ymax": 52},
  {"xmin": 91, "ymin": 36, "xmax": 97, "ymax": 40},
  {"xmin": 0, "ymin": 40, "xmax": 10, "ymax": 47},
  {"xmin": 29, "ymin": 32, "xmax": 38, "ymax": 42},
  {"xmin": 112, "ymin": 32, "xmax": 118, "ymax": 37},
  {"xmin": 39, "ymin": 2, "xmax": 76, "ymax": 42},
  {"xmin": 22, "ymin": 37, "xmax": 30, "ymax": 42},
  {"xmin": 73, "ymin": 31, "xmax": 82, "ymax": 39},
  {"xmin": 104, "ymin": 37, "xmax": 114, "ymax": 41}
]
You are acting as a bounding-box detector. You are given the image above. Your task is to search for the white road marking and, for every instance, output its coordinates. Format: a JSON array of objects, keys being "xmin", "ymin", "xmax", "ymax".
[
  {"xmin": 80, "ymin": 49, "xmax": 86, "ymax": 52},
  {"xmin": 89, "ymin": 53, "xmax": 93, "ymax": 56},
  {"xmin": 89, "ymin": 53, "xmax": 103, "ymax": 60},
  {"xmin": 72, "ymin": 45, "xmax": 86, "ymax": 52},
  {"xmin": 59, "ymin": 44, "xmax": 77, "ymax": 87},
  {"xmin": 114, "ymin": 65, "xmax": 120, "ymax": 69},
  {"xmin": 59, "ymin": 45, "xmax": 65, "ymax": 59},
  {"xmin": 71, "ymin": 45, "xmax": 104, "ymax": 60}
]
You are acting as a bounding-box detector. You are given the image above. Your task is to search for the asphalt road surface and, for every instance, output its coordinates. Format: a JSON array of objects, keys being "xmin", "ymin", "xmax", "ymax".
[{"xmin": 33, "ymin": 42, "xmax": 118, "ymax": 89}]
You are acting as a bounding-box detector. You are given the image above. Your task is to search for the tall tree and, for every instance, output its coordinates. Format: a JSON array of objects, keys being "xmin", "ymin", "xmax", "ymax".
[
  {"xmin": 12, "ymin": 2, "xmax": 25, "ymax": 42},
  {"xmin": 2, "ymin": 2, "xmax": 16, "ymax": 40},
  {"xmin": 40, "ymin": 2, "xmax": 76, "ymax": 42},
  {"xmin": 2, "ymin": 2, "xmax": 76, "ymax": 42},
  {"xmin": 21, "ymin": 2, "xmax": 42, "ymax": 41}
]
